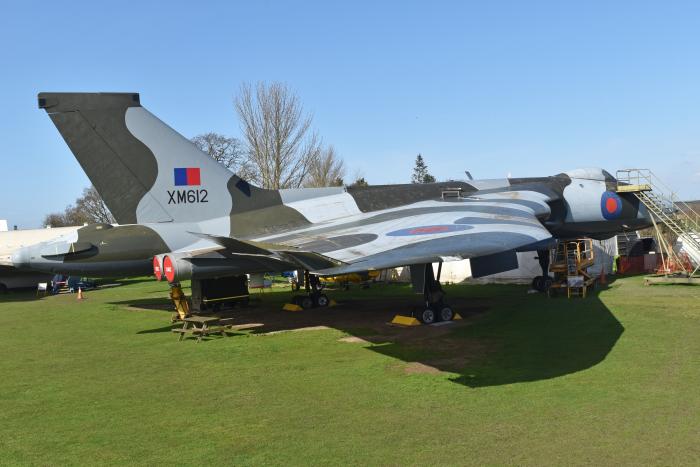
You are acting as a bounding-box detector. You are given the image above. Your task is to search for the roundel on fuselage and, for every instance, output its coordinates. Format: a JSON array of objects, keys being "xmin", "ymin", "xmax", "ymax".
[{"xmin": 601, "ymin": 191, "xmax": 622, "ymax": 219}]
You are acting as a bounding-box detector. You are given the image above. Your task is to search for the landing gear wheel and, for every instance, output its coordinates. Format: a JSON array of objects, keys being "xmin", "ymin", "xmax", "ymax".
[
  {"xmin": 532, "ymin": 276, "xmax": 543, "ymax": 291},
  {"xmin": 542, "ymin": 277, "xmax": 552, "ymax": 291},
  {"xmin": 418, "ymin": 308, "xmax": 436, "ymax": 324},
  {"xmin": 300, "ymin": 296, "xmax": 314, "ymax": 309},
  {"xmin": 316, "ymin": 294, "xmax": 329, "ymax": 307},
  {"xmin": 438, "ymin": 305, "xmax": 454, "ymax": 322}
]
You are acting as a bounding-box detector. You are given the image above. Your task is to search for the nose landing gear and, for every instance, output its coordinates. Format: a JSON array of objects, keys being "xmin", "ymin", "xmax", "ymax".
[{"xmin": 532, "ymin": 248, "xmax": 553, "ymax": 292}]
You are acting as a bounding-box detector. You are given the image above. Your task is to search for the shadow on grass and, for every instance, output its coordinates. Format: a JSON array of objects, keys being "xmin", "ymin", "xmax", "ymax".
[
  {"xmin": 0, "ymin": 290, "xmax": 42, "ymax": 303},
  {"xmin": 110, "ymin": 281, "xmax": 624, "ymax": 387},
  {"xmin": 448, "ymin": 286, "xmax": 623, "ymax": 387},
  {"xmin": 137, "ymin": 325, "xmax": 177, "ymax": 334}
]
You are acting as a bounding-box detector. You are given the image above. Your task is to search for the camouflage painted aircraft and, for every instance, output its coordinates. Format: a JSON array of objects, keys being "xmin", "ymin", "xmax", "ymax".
[{"xmin": 13, "ymin": 92, "xmax": 652, "ymax": 322}]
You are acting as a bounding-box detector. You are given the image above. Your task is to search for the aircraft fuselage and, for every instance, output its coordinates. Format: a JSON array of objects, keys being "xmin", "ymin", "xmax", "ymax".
[{"xmin": 12, "ymin": 169, "xmax": 651, "ymax": 277}]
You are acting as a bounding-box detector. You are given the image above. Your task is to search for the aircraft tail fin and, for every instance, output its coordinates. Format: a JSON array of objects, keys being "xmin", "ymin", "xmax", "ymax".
[{"xmin": 37, "ymin": 92, "xmax": 265, "ymax": 226}]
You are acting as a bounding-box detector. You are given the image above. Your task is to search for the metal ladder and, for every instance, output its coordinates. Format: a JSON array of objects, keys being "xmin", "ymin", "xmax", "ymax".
[{"xmin": 616, "ymin": 169, "xmax": 700, "ymax": 274}]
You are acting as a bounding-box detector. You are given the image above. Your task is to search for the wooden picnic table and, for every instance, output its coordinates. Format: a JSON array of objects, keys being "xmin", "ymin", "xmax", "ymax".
[{"xmin": 172, "ymin": 315, "xmax": 235, "ymax": 342}]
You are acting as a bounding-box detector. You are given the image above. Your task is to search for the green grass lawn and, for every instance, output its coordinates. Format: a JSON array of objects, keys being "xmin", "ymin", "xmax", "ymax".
[{"xmin": 0, "ymin": 277, "xmax": 698, "ymax": 465}]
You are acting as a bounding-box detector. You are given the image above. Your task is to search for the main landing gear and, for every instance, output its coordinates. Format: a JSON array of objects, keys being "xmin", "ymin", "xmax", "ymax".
[
  {"xmin": 291, "ymin": 270, "xmax": 330, "ymax": 309},
  {"xmin": 410, "ymin": 263, "xmax": 454, "ymax": 324},
  {"xmin": 532, "ymin": 248, "xmax": 553, "ymax": 292}
]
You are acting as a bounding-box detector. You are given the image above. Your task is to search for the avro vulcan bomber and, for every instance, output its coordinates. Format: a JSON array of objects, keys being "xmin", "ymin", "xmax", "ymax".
[{"xmin": 12, "ymin": 93, "xmax": 652, "ymax": 322}]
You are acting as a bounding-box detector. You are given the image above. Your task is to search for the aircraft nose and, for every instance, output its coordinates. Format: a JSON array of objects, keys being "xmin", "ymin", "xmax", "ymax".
[{"xmin": 11, "ymin": 247, "xmax": 31, "ymax": 269}]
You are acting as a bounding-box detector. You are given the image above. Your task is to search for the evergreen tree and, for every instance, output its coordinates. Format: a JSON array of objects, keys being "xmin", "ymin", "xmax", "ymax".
[
  {"xmin": 351, "ymin": 177, "xmax": 369, "ymax": 187},
  {"xmin": 411, "ymin": 154, "xmax": 436, "ymax": 183}
]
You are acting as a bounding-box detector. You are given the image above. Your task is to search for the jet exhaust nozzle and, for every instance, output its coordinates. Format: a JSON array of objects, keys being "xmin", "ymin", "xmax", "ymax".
[
  {"xmin": 160, "ymin": 254, "xmax": 192, "ymax": 283},
  {"xmin": 157, "ymin": 253, "xmax": 249, "ymax": 283},
  {"xmin": 153, "ymin": 255, "xmax": 164, "ymax": 281}
]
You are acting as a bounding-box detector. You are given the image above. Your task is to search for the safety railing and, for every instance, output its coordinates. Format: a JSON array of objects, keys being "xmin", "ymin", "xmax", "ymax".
[{"xmin": 616, "ymin": 169, "xmax": 700, "ymax": 273}]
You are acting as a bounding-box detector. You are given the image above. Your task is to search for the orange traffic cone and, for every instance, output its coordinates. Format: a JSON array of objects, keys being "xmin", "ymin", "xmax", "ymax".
[{"xmin": 77, "ymin": 287, "xmax": 84, "ymax": 300}]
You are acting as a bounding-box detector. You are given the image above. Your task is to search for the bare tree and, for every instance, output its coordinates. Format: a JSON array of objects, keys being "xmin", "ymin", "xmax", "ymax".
[
  {"xmin": 43, "ymin": 186, "xmax": 115, "ymax": 227},
  {"xmin": 191, "ymin": 132, "xmax": 253, "ymax": 178},
  {"xmin": 43, "ymin": 207, "xmax": 89, "ymax": 228},
  {"xmin": 305, "ymin": 145, "xmax": 345, "ymax": 188},
  {"xmin": 235, "ymin": 82, "xmax": 322, "ymax": 189},
  {"xmin": 74, "ymin": 186, "xmax": 115, "ymax": 223},
  {"xmin": 43, "ymin": 213, "xmax": 72, "ymax": 228}
]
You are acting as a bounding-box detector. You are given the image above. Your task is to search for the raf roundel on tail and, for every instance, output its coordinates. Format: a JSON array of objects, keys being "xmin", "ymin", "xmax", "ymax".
[{"xmin": 600, "ymin": 191, "xmax": 623, "ymax": 220}]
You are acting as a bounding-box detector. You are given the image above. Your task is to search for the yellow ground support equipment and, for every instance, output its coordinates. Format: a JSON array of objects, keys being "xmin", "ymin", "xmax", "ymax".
[
  {"xmin": 390, "ymin": 312, "xmax": 461, "ymax": 326},
  {"xmin": 391, "ymin": 315, "xmax": 422, "ymax": 326},
  {"xmin": 319, "ymin": 270, "xmax": 380, "ymax": 288},
  {"xmin": 282, "ymin": 303, "xmax": 303, "ymax": 312},
  {"xmin": 170, "ymin": 285, "xmax": 191, "ymax": 320},
  {"xmin": 548, "ymin": 239, "xmax": 596, "ymax": 298}
]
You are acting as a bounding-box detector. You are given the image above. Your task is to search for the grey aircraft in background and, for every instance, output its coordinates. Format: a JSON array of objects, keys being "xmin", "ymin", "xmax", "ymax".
[{"xmin": 12, "ymin": 92, "xmax": 652, "ymax": 321}]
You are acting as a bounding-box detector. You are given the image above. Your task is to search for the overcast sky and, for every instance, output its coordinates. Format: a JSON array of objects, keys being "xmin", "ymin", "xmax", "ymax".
[{"xmin": 1, "ymin": 0, "xmax": 699, "ymax": 228}]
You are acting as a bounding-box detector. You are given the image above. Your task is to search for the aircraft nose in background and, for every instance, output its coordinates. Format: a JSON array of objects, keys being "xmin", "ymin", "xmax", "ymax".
[{"xmin": 11, "ymin": 247, "xmax": 31, "ymax": 269}]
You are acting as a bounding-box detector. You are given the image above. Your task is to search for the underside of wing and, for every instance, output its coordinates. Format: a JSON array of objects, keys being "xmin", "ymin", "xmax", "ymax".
[
  {"xmin": 162, "ymin": 189, "xmax": 556, "ymax": 281},
  {"xmin": 265, "ymin": 190, "xmax": 557, "ymax": 276}
]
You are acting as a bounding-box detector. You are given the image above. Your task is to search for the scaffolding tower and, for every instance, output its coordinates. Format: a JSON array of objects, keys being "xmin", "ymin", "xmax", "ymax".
[
  {"xmin": 548, "ymin": 239, "xmax": 596, "ymax": 298},
  {"xmin": 616, "ymin": 169, "xmax": 700, "ymax": 279}
]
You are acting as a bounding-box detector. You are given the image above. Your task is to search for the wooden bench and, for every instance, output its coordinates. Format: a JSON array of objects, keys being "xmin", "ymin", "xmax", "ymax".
[{"xmin": 172, "ymin": 315, "xmax": 232, "ymax": 342}]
